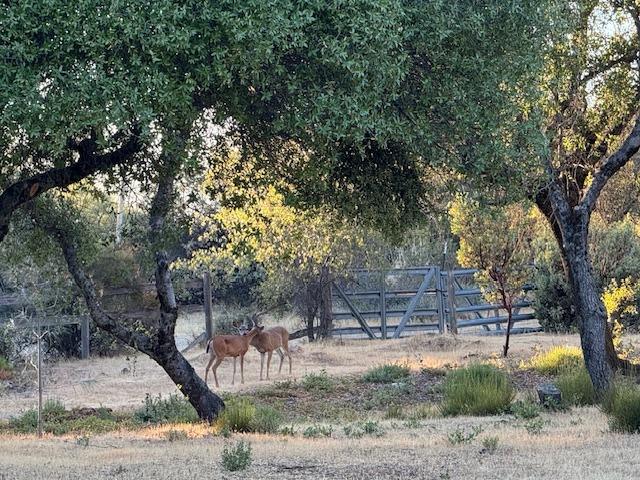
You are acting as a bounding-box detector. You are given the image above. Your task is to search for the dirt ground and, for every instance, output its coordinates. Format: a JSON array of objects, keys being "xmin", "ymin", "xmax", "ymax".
[{"xmin": 2, "ymin": 332, "xmax": 640, "ymax": 479}]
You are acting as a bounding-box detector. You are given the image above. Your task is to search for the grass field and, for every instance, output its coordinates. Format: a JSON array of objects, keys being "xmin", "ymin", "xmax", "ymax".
[{"xmin": 1, "ymin": 331, "xmax": 639, "ymax": 479}]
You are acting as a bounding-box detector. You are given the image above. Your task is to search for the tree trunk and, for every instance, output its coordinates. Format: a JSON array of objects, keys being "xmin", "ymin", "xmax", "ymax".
[
  {"xmin": 152, "ymin": 332, "xmax": 224, "ymax": 422},
  {"xmin": 502, "ymin": 307, "xmax": 514, "ymax": 358},
  {"xmin": 317, "ymin": 265, "xmax": 333, "ymax": 339},
  {"xmin": 306, "ymin": 309, "xmax": 315, "ymax": 342},
  {"xmin": 563, "ymin": 239, "xmax": 614, "ymax": 394}
]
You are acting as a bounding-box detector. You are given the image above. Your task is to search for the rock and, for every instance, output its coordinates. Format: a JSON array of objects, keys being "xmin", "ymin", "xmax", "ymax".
[{"xmin": 537, "ymin": 382, "xmax": 562, "ymax": 406}]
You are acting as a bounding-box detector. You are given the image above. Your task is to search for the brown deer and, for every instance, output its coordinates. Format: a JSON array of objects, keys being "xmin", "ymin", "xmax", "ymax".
[
  {"xmin": 249, "ymin": 325, "xmax": 292, "ymax": 380},
  {"xmin": 204, "ymin": 325, "xmax": 263, "ymax": 387}
]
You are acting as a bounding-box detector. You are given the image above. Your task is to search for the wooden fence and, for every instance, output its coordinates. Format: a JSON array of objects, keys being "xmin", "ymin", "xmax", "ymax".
[{"xmin": 331, "ymin": 267, "xmax": 537, "ymax": 339}]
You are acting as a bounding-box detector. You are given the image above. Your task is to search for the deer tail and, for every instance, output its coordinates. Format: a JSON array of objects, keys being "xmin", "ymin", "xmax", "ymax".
[{"xmin": 206, "ymin": 340, "xmax": 211, "ymax": 354}]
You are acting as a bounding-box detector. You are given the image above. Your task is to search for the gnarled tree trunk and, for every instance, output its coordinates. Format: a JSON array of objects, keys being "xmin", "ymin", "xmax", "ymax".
[{"xmin": 317, "ymin": 265, "xmax": 333, "ymax": 339}]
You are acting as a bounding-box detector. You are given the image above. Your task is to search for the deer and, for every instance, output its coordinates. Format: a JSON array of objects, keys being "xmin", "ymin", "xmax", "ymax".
[
  {"xmin": 247, "ymin": 320, "xmax": 292, "ymax": 381},
  {"xmin": 204, "ymin": 325, "xmax": 264, "ymax": 388}
]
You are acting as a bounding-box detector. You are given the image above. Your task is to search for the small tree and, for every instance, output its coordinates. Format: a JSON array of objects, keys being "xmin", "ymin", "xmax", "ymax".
[{"xmin": 450, "ymin": 199, "xmax": 535, "ymax": 356}]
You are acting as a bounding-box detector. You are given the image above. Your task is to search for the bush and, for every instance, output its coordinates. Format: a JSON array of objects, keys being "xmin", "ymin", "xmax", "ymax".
[
  {"xmin": 221, "ymin": 440, "xmax": 252, "ymax": 472},
  {"xmin": 7, "ymin": 402, "xmax": 120, "ymax": 435},
  {"xmin": 532, "ymin": 264, "xmax": 576, "ymax": 333},
  {"xmin": 362, "ymin": 364, "xmax": 411, "ymax": 383},
  {"xmin": 481, "ymin": 436, "xmax": 499, "ymax": 453},
  {"xmin": 510, "ymin": 400, "xmax": 541, "ymax": 419},
  {"xmin": 218, "ymin": 397, "xmax": 256, "ymax": 433},
  {"xmin": 133, "ymin": 393, "xmax": 198, "ymax": 424},
  {"xmin": 302, "ymin": 424, "xmax": 333, "ymax": 438},
  {"xmin": 527, "ymin": 346, "xmax": 584, "ymax": 375},
  {"xmin": 556, "ymin": 367, "xmax": 596, "ymax": 406},
  {"xmin": 447, "ymin": 425, "xmax": 483, "ymax": 445},
  {"xmin": 251, "ymin": 405, "xmax": 282, "ymax": 434},
  {"xmin": 441, "ymin": 364, "xmax": 514, "ymax": 416},
  {"xmin": 343, "ymin": 420, "xmax": 384, "ymax": 438},
  {"xmin": 301, "ymin": 370, "xmax": 334, "ymax": 392},
  {"xmin": 0, "ymin": 355, "xmax": 13, "ymax": 380},
  {"xmin": 602, "ymin": 382, "xmax": 640, "ymax": 433}
]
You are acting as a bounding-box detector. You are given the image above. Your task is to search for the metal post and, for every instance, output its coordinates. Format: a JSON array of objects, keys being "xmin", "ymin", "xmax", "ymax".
[
  {"xmin": 36, "ymin": 324, "xmax": 43, "ymax": 438},
  {"xmin": 447, "ymin": 270, "xmax": 458, "ymax": 335},
  {"xmin": 380, "ymin": 273, "xmax": 387, "ymax": 339},
  {"xmin": 435, "ymin": 267, "xmax": 445, "ymax": 334},
  {"xmin": 203, "ymin": 271, "xmax": 214, "ymax": 341},
  {"xmin": 81, "ymin": 316, "xmax": 90, "ymax": 359}
]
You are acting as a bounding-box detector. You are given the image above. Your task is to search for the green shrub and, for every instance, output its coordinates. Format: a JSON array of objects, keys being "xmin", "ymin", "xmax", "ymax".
[
  {"xmin": 221, "ymin": 440, "xmax": 252, "ymax": 472},
  {"xmin": 7, "ymin": 402, "xmax": 120, "ymax": 435},
  {"xmin": 133, "ymin": 393, "xmax": 198, "ymax": 424},
  {"xmin": 510, "ymin": 400, "xmax": 541, "ymax": 419},
  {"xmin": 527, "ymin": 346, "xmax": 584, "ymax": 375},
  {"xmin": 532, "ymin": 264, "xmax": 576, "ymax": 333},
  {"xmin": 343, "ymin": 420, "xmax": 384, "ymax": 438},
  {"xmin": 301, "ymin": 370, "xmax": 334, "ymax": 392},
  {"xmin": 384, "ymin": 405, "xmax": 405, "ymax": 419},
  {"xmin": 602, "ymin": 382, "xmax": 640, "ymax": 433},
  {"xmin": 556, "ymin": 367, "xmax": 596, "ymax": 406},
  {"xmin": 524, "ymin": 418, "xmax": 545, "ymax": 435},
  {"xmin": 218, "ymin": 397, "xmax": 256, "ymax": 433},
  {"xmin": 447, "ymin": 425, "xmax": 483, "ymax": 445},
  {"xmin": 362, "ymin": 364, "xmax": 411, "ymax": 384},
  {"xmin": 481, "ymin": 436, "xmax": 499, "ymax": 453},
  {"xmin": 441, "ymin": 364, "xmax": 514, "ymax": 416},
  {"xmin": 302, "ymin": 424, "xmax": 333, "ymax": 438},
  {"xmin": 279, "ymin": 425, "xmax": 296, "ymax": 436},
  {"xmin": 251, "ymin": 405, "xmax": 282, "ymax": 434},
  {"xmin": 0, "ymin": 356, "xmax": 12, "ymax": 371}
]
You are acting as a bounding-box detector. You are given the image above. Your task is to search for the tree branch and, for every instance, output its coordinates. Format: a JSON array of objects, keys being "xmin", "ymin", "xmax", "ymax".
[
  {"xmin": 581, "ymin": 114, "xmax": 640, "ymax": 213},
  {"xmin": 0, "ymin": 127, "xmax": 141, "ymax": 242}
]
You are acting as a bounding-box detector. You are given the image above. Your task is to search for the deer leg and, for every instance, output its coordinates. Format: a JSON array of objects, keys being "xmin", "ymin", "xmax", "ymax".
[
  {"xmin": 285, "ymin": 347, "xmax": 292, "ymax": 375},
  {"xmin": 240, "ymin": 353, "xmax": 245, "ymax": 384},
  {"xmin": 231, "ymin": 357, "xmax": 237, "ymax": 386},
  {"xmin": 211, "ymin": 357, "xmax": 224, "ymax": 388},
  {"xmin": 266, "ymin": 351, "xmax": 273, "ymax": 380},
  {"xmin": 277, "ymin": 348, "xmax": 285, "ymax": 374},
  {"xmin": 204, "ymin": 353, "xmax": 216, "ymax": 384},
  {"xmin": 260, "ymin": 352, "xmax": 265, "ymax": 381}
]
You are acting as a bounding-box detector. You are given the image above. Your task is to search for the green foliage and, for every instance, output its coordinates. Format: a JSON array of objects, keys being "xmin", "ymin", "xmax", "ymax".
[
  {"xmin": 218, "ymin": 398, "xmax": 256, "ymax": 433},
  {"xmin": 556, "ymin": 368, "xmax": 597, "ymax": 406},
  {"xmin": 441, "ymin": 364, "xmax": 514, "ymax": 416},
  {"xmin": 251, "ymin": 405, "xmax": 283, "ymax": 434},
  {"xmin": 384, "ymin": 405, "xmax": 405, "ymax": 420},
  {"xmin": 532, "ymin": 263, "xmax": 576, "ymax": 333},
  {"xmin": 523, "ymin": 418, "xmax": 545, "ymax": 435},
  {"xmin": 447, "ymin": 425, "xmax": 484, "ymax": 445},
  {"xmin": 279, "ymin": 425, "xmax": 296, "ymax": 436},
  {"xmin": 510, "ymin": 400, "xmax": 541, "ymax": 419},
  {"xmin": 481, "ymin": 436, "xmax": 499, "ymax": 453},
  {"xmin": 362, "ymin": 364, "xmax": 411, "ymax": 384},
  {"xmin": 0, "ymin": 356, "xmax": 12, "ymax": 379},
  {"xmin": 526, "ymin": 346, "xmax": 584, "ymax": 375},
  {"xmin": 133, "ymin": 393, "xmax": 198, "ymax": 425},
  {"xmin": 301, "ymin": 370, "xmax": 334, "ymax": 393},
  {"xmin": 221, "ymin": 440, "xmax": 252, "ymax": 472},
  {"xmin": 602, "ymin": 382, "xmax": 640, "ymax": 433},
  {"xmin": 7, "ymin": 402, "xmax": 120, "ymax": 435},
  {"xmin": 343, "ymin": 420, "xmax": 384, "ymax": 438},
  {"xmin": 302, "ymin": 424, "xmax": 333, "ymax": 438}
]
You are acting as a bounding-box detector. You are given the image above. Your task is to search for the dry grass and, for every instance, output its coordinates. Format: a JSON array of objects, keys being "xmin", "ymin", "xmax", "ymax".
[
  {"xmin": 0, "ymin": 331, "xmax": 583, "ymax": 419},
  {"xmin": 1, "ymin": 408, "xmax": 640, "ymax": 479},
  {"xmin": 3, "ymin": 332, "xmax": 640, "ymax": 478}
]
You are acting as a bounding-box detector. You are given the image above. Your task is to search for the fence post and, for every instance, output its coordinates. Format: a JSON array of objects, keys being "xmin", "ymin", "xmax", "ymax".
[
  {"xmin": 435, "ymin": 267, "xmax": 445, "ymax": 334},
  {"xmin": 380, "ymin": 272, "xmax": 387, "ymax": 339},
  {"xmin": 447, "ymin": 270, "xmax": 458, "ymax": 334},
  {"xmin": 203, "ymin": 271, "xmax": 214, "ymax": 341},
  {"xmin": 81, "ymin": 316, "xmax": 90, "ymax": 359}
]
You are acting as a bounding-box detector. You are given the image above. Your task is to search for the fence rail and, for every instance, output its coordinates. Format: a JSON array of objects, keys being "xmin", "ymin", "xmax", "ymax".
[{"xmin": 331, "ymin": 267, "xmax": 537, "ymax": 339}]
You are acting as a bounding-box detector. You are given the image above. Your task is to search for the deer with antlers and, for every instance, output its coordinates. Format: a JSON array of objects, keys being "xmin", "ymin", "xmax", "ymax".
[
  {"xmin": 204, "ymin": 325, "xmax": 264, "ymax": 388},
  {"xmin": 248, "ymin": 319, "xmax": 292, "ymax": 381}
]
